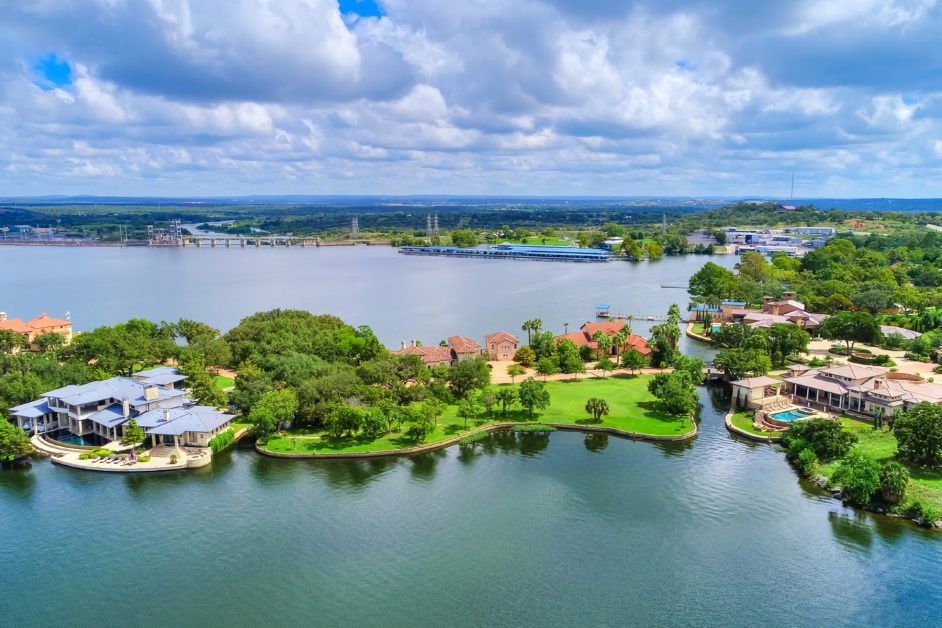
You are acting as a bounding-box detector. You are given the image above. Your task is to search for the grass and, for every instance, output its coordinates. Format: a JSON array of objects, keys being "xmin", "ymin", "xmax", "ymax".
[
  {"xmin": 260, "ymin": 375, "xmax": 693, "ymax": 455},
  {"xmin": 729, "ymin": 410, "xmax": 781, "ymax": 439},
  {"xmin": 816, "ymin": 417, "xmax": 942, "ymax": 515},
  {"xmin": 509, "ymin": 237, "xmax": 573, "ymax": 247},
  {"xmin": 213, "ymin": 374, "xmax": 235, "ymax": 389}
]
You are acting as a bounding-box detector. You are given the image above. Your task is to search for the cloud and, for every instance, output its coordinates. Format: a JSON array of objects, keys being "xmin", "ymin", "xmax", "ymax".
[{"xmin": 0, "ymin": 0, "xmax": 942, "ymax": 196}]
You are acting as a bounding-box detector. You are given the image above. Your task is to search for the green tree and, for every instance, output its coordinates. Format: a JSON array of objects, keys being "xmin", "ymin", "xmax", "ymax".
[
  {"xmin": 506, "ymin": 364, "xmax": 526, "ymax": 384},
  {"xmin": 121, "ymin": 419, "xmax": 146, "ymax": 445},
  {"xmin": 531, "ymin": 330, "xmax": 556, "ymax": 360},
  {"xmin": 620, "ymin": 348, "xmax": 647, "ymax": 374},
  {"xmin": 447, "ymin": 356, "xmax": 491, "ymax": 399},
  {"xmin": 781, "ymin": 418, "xmax": 857, "ymax": 463},
  {"xmin": 832, "ymin": 450, "xmax": 881, "ymax": 506},
  {"xmin": 248, "ymin": 388, "xmax": 299, "ymax": 440},
  {"xmin": 495, "ymin": 388, "xmax": 518, "ymax": 417},
  {"xmin": 893, "ymin": 402, "xmax": 942, "ymax": 468},
  {"xmin": 518, "ymin": 377, "xmax": 550, "ymax": 417},
  {"xmin": 765, "ymin": 323, "xmax": 811, "ymax": 367},
  {"xmin": 405, "ymin": 410, "xmax": 436, "ymax": 443},
  {"xmin": 0, "ymin": 329, "xmax": 28, "ymax": 354},
  {"xmin": 713, "ymin": 348, "xmax": 772, "ymax": 380},
  {"xmin": 450, "ymin": 229, "xmax": 478, "ymax": 248},
  {"xmin": 521, "ymin": 319, "xmax": 543, "ymax": 346},
  {"xmin": 535, "ymin": 357, "xmax": 559, "ymax": 381},
  {"xmin": 820, "ymin": 311, "xmax": 882, "ymax": 354},
  {"xmin": 647, "ymin": 372, "xmax": 699, "ymax": 418},
  {"xmin": 0, "ymin": 420, "xmax": 32, "ymax": 461},
  {"xmin": 591, "ymin": 329, "xmax": 612, "ymax": 361},
  {"xmin": 672, "ymin": 354, "xmax": 706, "ymax": 385},
  {"xmin": 479, "ymin": 388, "xmax": 497, "ymax": 417},
  {"xmin": 585, "ymin": 397, "xmax": 609, "ymax": 423},
  {"xmin": 513, "ymin": 346, "xmax": 536, "ymax": 366},
  {"xmin": 710, "ymin": 323, "xmax": 768, "ymax": 350},
  {"xmin": 596, "ymin": 354, "xmax": 616, "ymax": 378},
  {"xmin": 35, "ymin": 333, "xmax": 66, "ymax": 354},
  {"xmin": 879, "ymin": 461, "xmax": 909, "ymax": 504},
  {"xmin": 324, "ymin": 405, "xmax": 368, "ymax": 440},
  {"xmin": 457, "ymin": 396, "xmax": 482, "ymax": 430},
  {"xmin": 556, "ymin": 338, "xmax": 585, "ymax": 376},
  {"xmin": 688, "ymin": 262, "xmax": 736, "ymax": 303},
  {"xmin": 736, "ymin": 251, "xmax": 770, "ymax": 282},
  {"xmin": 645, "ymin": 241, "xmax": 664, "ymax": 260}
]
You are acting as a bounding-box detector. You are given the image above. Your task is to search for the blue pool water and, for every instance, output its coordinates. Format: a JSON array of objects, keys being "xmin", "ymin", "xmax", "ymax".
[
  {"xmin": 50, "ymin": 431, "xmax": 108, "ymax": 447},
  {"xmin": 770, "ymin": 408, "xmax": 815, "ymax": 422}
]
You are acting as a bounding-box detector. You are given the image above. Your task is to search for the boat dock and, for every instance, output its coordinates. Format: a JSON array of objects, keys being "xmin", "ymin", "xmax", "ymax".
[
  {"xmin": 594, "ymin": 304, "xmax": 668, "ymax": 321},
  {"xmin": 399, "ymin": 243, "xmax": 611, "ymax": 263}
]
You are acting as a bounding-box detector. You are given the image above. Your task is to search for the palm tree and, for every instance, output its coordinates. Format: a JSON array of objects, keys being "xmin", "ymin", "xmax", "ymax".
[
  {"xmin": 521, "ymin": 318, "xmax": 543, "ymax": 346},
  {"xmin": 592, "ymin": 329, "xmax": 612, "ymax": 361},
  {"xmin": 612, "ymin": 328, "xmax": 628, "ymax": 357},
  {"xmin": 585, "ymin": 397, "xmax": 609, "ymax": 423}
]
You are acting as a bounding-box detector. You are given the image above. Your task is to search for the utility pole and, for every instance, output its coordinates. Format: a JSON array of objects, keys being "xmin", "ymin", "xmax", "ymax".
[
  {"xmin": 351, "ymin": 216, "xmax": 360, "ymax": 239},
  {"xmin": 661, "ymin": 213, "xmax": 667, "ymax": 235},
  {"xmin": 433, "ymin": 212, "xmax": 440, "ymax": 237},
  {"xmin": 790, "ymin": 170, "xmax": 795, "ymax": 200},
  {"xmin": 426, "ymin": 213, "xmax": 433, "ymax": 239}
]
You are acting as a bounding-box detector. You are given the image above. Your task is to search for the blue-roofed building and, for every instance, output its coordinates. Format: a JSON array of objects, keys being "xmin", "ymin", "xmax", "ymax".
[
  {"xmin": 7, "ymin": 367, "xmax": 233, "ymax": 449},
  {"xmin": 398, "ymin": 243, "xmax": 611, "ymax": 262}
]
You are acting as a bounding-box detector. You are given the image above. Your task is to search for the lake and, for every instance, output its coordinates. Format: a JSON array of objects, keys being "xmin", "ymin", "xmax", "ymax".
[{"xmin": 1, "ymin": 247, "xmax": 940, "ymax": 627}]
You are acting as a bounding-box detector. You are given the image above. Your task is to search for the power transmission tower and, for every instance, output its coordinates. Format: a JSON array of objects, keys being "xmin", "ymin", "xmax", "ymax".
[
  {"xmin": 433, "ymin": 213, "xmax": 440, "ymax": 237},
  {"xmin": 426, "ymin": 214, "xmax": 433, "ymax": 239},
  {"xmin": 351, "ymin": 216, "xmax": 360, "ymax": 239},
  {"xmin": 661, "ymin": 213, "xmax": 667, "ymax": 235}
]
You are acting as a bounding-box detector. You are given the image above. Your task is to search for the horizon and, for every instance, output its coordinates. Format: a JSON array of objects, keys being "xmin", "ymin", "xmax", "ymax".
[{"xmin": 3, "ymin": 1, "xmax": 942, "ymax": 197}]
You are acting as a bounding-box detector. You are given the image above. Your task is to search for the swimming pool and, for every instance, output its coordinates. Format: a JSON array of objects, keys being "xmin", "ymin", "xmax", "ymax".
[
  {"xmin": 769, "ymin": 408, "xmax": 816, "ymax": 422},
  {"xmin": 49, "ymin": 431, "xmax": 109, "ymax": 447}
]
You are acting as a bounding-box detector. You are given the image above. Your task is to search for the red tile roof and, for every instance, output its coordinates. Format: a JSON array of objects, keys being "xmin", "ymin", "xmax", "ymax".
[
  {"xmin": 447, "ymin": 335, "xmax": 482, "ymax": 354},
  {"xmin": 0, "ymin": 318, "xmax": 31, "ymax": 334},
  {"xmin": 27, "ymin": 313, "xmax": 71, "ymax": 329},
  {"xmin": 555, "ymin": 322, "xmax": 651, "ymax": 355},
  {"xmin": 396, "ymin": 345, "xmax": 454, "ymax": 364},
  {"xmin": 485, "ymin": 331, "xmax": 519, "ymax": 345}
]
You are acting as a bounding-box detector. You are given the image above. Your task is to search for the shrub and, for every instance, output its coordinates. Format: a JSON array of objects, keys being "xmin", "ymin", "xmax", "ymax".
[
  {"xmin": 907, "ymin": 500, "xmax": 942, "ymax": 526},
  {"xmin": 459, "ymin": 431, "xmax": 491, "ymax": 446},
  {"xmin": 170, "ymin": 454, "xmax": 178, "ymax": 464},
  {"xmin": 809, "ymin": 357, "xmax": 827, "ymax": 367},
  {"xmin": 209, "ymin": 428, "xmax": 236, "ymax": 453},
  {"xmin": 796, "ymin": 448, "xmax": 818, "ymax": 475},
  {"xmin": 832, "ymin": 450, "xmax": 881, "ymax": 506},
  {"xmin": 138, "ymin": 455, "xmax": 151, "ymax": 463},
  {"xmin": 781, "ymin": 418, "xmax": 857, "ymax": 463},
  {"xmin": 511, "ymin": 424, "xmax": 557, "ymax": 433},
  {"xmin": 879, "ymin": 461, "xmax": 909, "ymax": 504},
  {"xmin": 894, "ymin": 403, "xmax": 942, "ymax": 468}
]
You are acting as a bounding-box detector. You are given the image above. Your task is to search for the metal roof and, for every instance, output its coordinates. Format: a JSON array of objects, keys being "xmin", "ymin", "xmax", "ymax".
[
  {"xmin": 138, "ymin": 406, "xmax": 234, "ymax": 436},
  {"xmin": 9, "ymin": 399, "xmax": 51, "ymax": 418}
]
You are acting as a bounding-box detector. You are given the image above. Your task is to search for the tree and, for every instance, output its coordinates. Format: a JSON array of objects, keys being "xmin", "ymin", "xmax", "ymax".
[
  {"xmin": 0, "ymin": 420, "xmax": 32, "ymax": 461},
  {"xmin": 325, "ymin": 405, "xmax": 368, "ymax": 440},
  {"xmin": 535, "ymin": 357, "xmax": 559, "ymax": 381},
  {"xmin": 479, "ymin": 388, "xmax": 497, "ymax": 417},
  {"xmin": 447, "ymin": 357, "xmax": 491, "ymax": 399},
  {"xmin": 879, "ymin": 461, "xmax": 909, "ymax": 504},
  {"xmin": 179, "ymin": 354, "xmax": 227, "ymax": 409},
  {"xmin": 765, "ymin": 323, "xmax": 810, "ymax": 367},
  {"xmin": 596, "ymin": 354, "xmax": 616, "ymax": 377},
  {"xmin": 736, "ymin": 251, "xmax": 770, "ymax": 282},
  {"xmin": 645, "ymin": 241, "xmax": 664, "ymax": 260},
  {"xmin": 832, "ymin": 450, "xmax": 881, "ymax": 506},
  {"xmin": 688, "ymin": 262, "xmax": 736, "ymax": 303},
  {"xmin": 457, "ymin": 396, "xmax": 482, "ymax": 430},
  {"xmin": 592, "ymin": 329, "xmax": 612, "ymax": 360},
  {"xmin": 647, "ymin": 372, "xmax": 699, "ymax": 418},
  {"xmin": 36, "ymin": 333, "xmax": 66, "ymax": 354},
  {"xmin": 621, "ymin": 348, "xmax": 647, "ymax": 374},
  {"xmin": 585, "ymin": 398, "xmax": 609, "ymax": 423},
  {"xmin": 507, "ymin": 364, "xmax": 526, "ymax": 384},
  {"xmin": 894, "ymin": 402, "xmax": 942, "ymax": 468},
  {"xmin": 672, "ymin": 354, "xmax": 705, "ymax": 385},
  {"xmin": 0, "ymin": 329, "xmax": 28, "ymax": 354},
  {"xmin": 513, "ymin": 346, "xmax": 536, "ymax": 366},
  {"xmin": 518, "ymin": 378, "xmax": 550, "ymax": 417},
  {"xmin": 781, "ymin": 418, "xmax": 857, "ymax": 463},
  {"xmin": 713, "ymin": 348, "xmax": 772, "ymax": 380},
  {"xmin": 406, "ymin": 409, "xmax": 436, "ymax": 443},
  {"xmin": 495, "ymin": 388, "xmax": 518, "ymax": 417},
  {"xmin": 248, "ymin": 388, "xmax": 299, "ymax": 440},
  {"xmin": 556, "ymin": 338, "xmax": 585, "ymax": 376},
  {"xmin": 361, "ymin": 409, "xmax": 386, "ymax": 439},
  {"xmin": 820, "ymin": 311, "xmax": 882, "ymax": 354},
  {"xmin": 531, "ymin": 330, "xmax": 556, "ymax": 360},
  {"xmin": 121, "ymin": 419, "xmax": 145, "ymax": 445},
  {"xmin": 710, "ymin": 323, "xmax": 767, "ymax": 350},
  {"xmin": 521, "ymin": 319, "xmax": 543, "ymax": 346}
]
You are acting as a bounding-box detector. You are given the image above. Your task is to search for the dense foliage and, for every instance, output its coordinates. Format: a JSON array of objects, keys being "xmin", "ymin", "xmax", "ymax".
[
  {"xmin": 893, "ymin": 403, "xmax": 942, "ymax": 468},
  {"xmin": 782, "ymin": 418, "xmax": 857, "ymax": 464}
]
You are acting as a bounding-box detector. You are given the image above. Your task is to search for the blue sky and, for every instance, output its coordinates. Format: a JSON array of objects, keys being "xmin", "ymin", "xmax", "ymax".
[{"xmin": 2, "ymin": 0, "xmax": 942, "ymax": 197}]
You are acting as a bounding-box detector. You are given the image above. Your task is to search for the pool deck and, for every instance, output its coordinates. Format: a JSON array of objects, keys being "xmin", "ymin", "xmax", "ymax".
[{"xmin": 30, "ymin": 434, "xmax": 211, "ymax": 473}]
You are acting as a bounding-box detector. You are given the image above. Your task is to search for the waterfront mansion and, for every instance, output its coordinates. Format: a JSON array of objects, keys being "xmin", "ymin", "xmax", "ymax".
[{"xmin": 8, "ymin": 367, "xmax": 233, "ymax": 448}]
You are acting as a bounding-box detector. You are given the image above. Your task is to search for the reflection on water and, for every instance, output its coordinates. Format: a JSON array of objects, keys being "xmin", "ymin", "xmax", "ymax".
[{"xmin": 584, "ymin": 432, "xmax": 609, "ymax": 452}]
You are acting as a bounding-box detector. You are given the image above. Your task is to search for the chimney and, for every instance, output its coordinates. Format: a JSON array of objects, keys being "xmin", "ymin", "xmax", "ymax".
[
  {"xmin": 163, "ymin": 408, "xmax": 171, "ymax": 421},
  {"xmin": 122, "ymin": 399, "xmax": 130, "ymax": 418},
  {"xmin": 0, "ymin": 312, "xmax": 6, "ymax": 321},
  {"xmin": 783, "ymin": 291, "xmax": 796, "ymax": 300},
  {"xmin": 40, "ymin": 312, "xmax": 48, "ymax": 319},
  {"xmin": 411, "ymin": 339, "xmax": 417, "ymax": 348},
  {"xmin": 401, "ymin": 340, "xmax": 406, "ymax": 350},
  {"xmin": 874, "ymin": 379, "xmax": 882, "ymax": 390},
  {"xmin": 144, "ymin": 385, "xmax": 159, "ymax": 401},
  {"xmin": 762, "ymin": 296, "xmax": 773, "ymax": 305}
]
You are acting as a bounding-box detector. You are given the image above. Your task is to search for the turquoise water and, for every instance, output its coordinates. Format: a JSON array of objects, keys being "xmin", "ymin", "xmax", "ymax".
[
  {"xmin": 770, "ymin": 408, "xmax": 815, "ymax": 422},
  {"xmin": 2, "ymin": 389, "xmax": 939, "ymax": 627},
  {"xmin": 49, "ymin": 431, "xmax": 108, "ymax": 447}
]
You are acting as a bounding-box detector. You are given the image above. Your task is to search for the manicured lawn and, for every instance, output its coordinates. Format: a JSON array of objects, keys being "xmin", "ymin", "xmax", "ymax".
[
  {"xmin": 729, "ymin": 410, "xmax": 781, "ymax": 439},
  {"xmin": 260, "ymin": 375, "xmax": 692, "ymax": 455},
  {"xmin": 511, "ymin": 237, "xmax": 573, "ymax": 247},
  {"xmin": 818, "ymin": 417, "xmax": 942, "ymax": 513},
  {"xmin": 213, "ymin": 374, "xmax": 235, "ymax": 389}
]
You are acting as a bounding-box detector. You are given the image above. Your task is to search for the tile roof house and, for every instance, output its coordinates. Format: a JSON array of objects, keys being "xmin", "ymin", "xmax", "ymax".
[
  {"xmin": 8, "ymin": 367, "xmax": 232, "ymax": 448},
  {"xmin": 782, "ymin": 364, "xmax": 942, "ymax": 418},
  {"xmin": 447, "ymin": 336, "xmax": 483, "ymax": 361},
  {"xmin": 697, "ymin": 291, "xmax": 828, "ymax": 331},
  {"xmin": 485, "ymin": 331, "xmax": 519, "ymax": 361},
  {"xmin": 0, "ymin": 311, "xmax": 73, "ymax": 351},
  {"xmin": 555, "ymin": 321, "xmax": 651, "ymax": 356}
]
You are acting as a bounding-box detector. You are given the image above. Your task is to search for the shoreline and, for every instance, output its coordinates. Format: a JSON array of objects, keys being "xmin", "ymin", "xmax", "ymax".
[{"xmin": 255, "ymin": 419, "xmax": 698, "ymax": 459}]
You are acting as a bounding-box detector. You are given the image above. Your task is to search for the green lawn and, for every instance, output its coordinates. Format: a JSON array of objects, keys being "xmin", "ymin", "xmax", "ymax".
[
  {"xmin": 729, "ymin": 410, "xmax": 781, "ymax": 439},
  {"xmin": 510, "ymin": 237, "xmax": 573, "ymax": 247},
  {"xmin": 213, "ymin": 374, "xmax": 235, "ymax": 389},
  {"xmin": 260, "ymin": 375, "xmax": 692, "ymax": 455},
  {"xmin": 818, "ymin": 417, "xmax": 942, "ymax": 514}
]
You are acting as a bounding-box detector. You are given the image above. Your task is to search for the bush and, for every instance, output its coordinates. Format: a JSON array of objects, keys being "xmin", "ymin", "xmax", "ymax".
[
  {"xmin": 208, "ymin": 428, "xmax": 236, "ymax": 453},
  {"xmin": 809, "ymin": 357, "xmax": 827, "ymax": 367},
  {"xmin": 894, "ymin": 402, "xmax": 942, "ymax": 468},
  {"xmin": 459, "ymin": 431, "xmax": 491, "ymax": 446},
  {"xmin": 781, "ymin": 418, "xmax": 857, "ymax": 463},
  {"xmin": 796, "ymin": 448, "xmax": 818, "ymax": 475},
  {"xmin": 879, "ymin": 461, "xmax": 909, "ymax": 504},
  {"xmin": 138, "ymin": 455, "xmax": 151, "ymax": 463},
  {"xmin": 832, "ymin": 450, "xmax": 881, "ymax": 506},
  {"xmin": 907, "ymin": 500, "xmax": 942, "ymax": 526},
  {"xmin": 511, "ymin": 424, "xmax": 557, "ymax": 433}
]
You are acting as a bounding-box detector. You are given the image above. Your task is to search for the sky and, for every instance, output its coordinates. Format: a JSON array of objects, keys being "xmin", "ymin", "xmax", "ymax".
[{"xmin": 2, "ymin": 0, "xmax": 942, "ymax": 197}]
